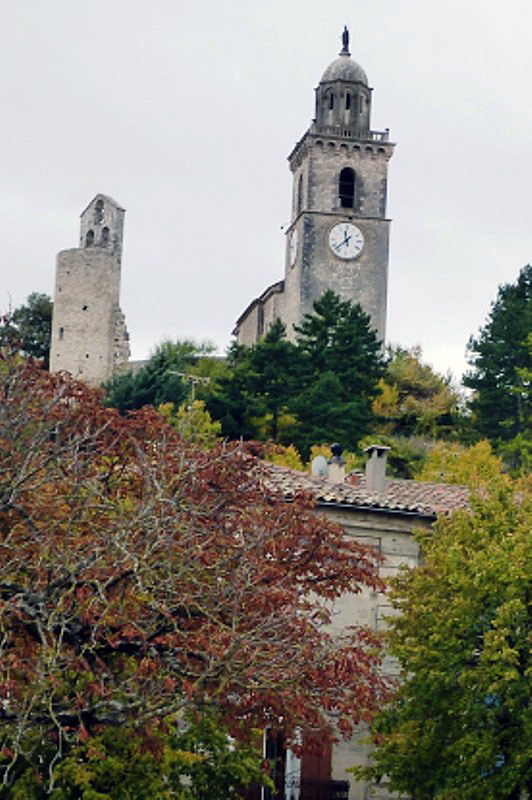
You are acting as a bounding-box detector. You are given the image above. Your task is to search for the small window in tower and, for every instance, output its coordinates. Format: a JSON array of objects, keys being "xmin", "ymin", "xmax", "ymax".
[
  {"xmin": 85, "ymin": 229, "xmax": 94, "ymax": 247},
  {"xmin": 94, "ymin": 199, "xmax": 104, "ymax": 224},
  {"xmin": 329, "ymin": 93, "xmax": 334, "ymax": 110},
  {"xmin": 82, "ymin": 304, "xmax": 88, "ymax": 311},
  {"xmin": 359, "ymin": 95, "xmax": 364, "ymax": 114},
  {"xmin": 297, "ymin": 174, "xmax": 303, "ymax": 215},
  {"xmin": 346, "ymin": 93, "xmax": 351, "ymax": 110},
  {"xmin": 339, "ymin": 167, "xmax": 355, "ymax": 208},
  {"xmin": 101, "ymin": 226, "xmax": 110, "ymax": 245},
  {"xmin": 59, "ymin": 327, "xmax": 64, "ymax": 340}
]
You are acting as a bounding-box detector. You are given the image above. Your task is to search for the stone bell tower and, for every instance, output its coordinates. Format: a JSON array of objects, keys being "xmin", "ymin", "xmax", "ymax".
[
  {"xmin": 50, "ymin": 194, "xmax": 130, "ymax": 386},
  {"xmin": 234, "ymin": 28, "xmax": 395, "ymax": 346}
]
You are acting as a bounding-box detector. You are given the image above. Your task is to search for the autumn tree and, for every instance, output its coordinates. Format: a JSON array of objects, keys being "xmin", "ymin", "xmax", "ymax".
[
  {"xmin": 357, "ymin": 480, "xmax": 532, "ymax": 800},
  {"xmin": 374, "ymin": 345, "xmax": 461, "ymax": 439},
  {"xmin": 0, "ymin": 355, "xmax": 388, "ymax": 793},
  {"xmin": 416, "ymin": 439, "xmax": 506, "ymax": 487}
]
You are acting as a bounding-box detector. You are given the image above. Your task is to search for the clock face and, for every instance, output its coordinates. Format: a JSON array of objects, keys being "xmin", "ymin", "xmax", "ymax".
[
  {"xmin": 328, "ymin": 222, "xmax": 364, "ymax": 260},
  {"xmin": 289, "ymin": 229, "xmax": 298, "ymax": 266}
]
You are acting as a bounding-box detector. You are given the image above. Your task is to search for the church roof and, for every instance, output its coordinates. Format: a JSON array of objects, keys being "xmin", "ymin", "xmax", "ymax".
[
  {"xmin": 320, "ymin": 53, "xmax": 368, "ymax": 86},
  {"xmin": 79, "ymin": 194, "xmax": 125, "ymax": 217},
  {"xmin": 265, "ymin": 464, "xmax": 470, "ymax": 519}
]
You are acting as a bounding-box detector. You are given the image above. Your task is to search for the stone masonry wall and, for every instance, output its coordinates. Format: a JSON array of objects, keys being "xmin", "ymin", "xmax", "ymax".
[
  {"xmin": 318, "ymin": 506, "xmax": 430, "ymax": 800},
  {"xmin": 50, "ymin": 248, "xmax": 129, "ymax": 386}
]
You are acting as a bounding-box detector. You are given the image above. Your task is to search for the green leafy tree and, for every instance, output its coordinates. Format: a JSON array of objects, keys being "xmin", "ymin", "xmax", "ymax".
[
  {"xmin": 158, "ymin": 399, "xmax": 222, "ymax": 448},
  {"xmin": 9, "ymin": 710, "xmax": 269, "ymax": 800},
  {"xmin": 104, "ymin": 339, "xmax": 214, "ymax": 413},
  {"xmin": 0, "ymin": 293, "xmax": 52, "ymax": 368},
  {"xmin": 357, "ymin": 480, "xmax": 532, "ymax": 800},
  {"xmin": 464, "ymin": 264, "xmax": 532, "ymax": 451}
]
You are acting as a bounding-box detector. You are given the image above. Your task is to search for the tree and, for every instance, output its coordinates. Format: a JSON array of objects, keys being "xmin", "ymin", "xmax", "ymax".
[
  {"xmin": 416, "ymin": 439, "xmax": 506, "ymax": 487},
  {"xmin": 0, "ymin": 293, "xmax": 52, "ymax": 368},
  {"xmin": 207, "ymin": 320, "xmax": 299, "ymax": 442},
  {"xmin": 158, "ymin": 399, "xmax": 222, "ymax": 448},
  {"xmin": 464, "ymin": 265, "xmax": 532, "ymax": 450},
  {"xmin": 291, "ymin": 291, "xmax": 385, "ymax": 457},
  {"xmin": 374, "ymin": 345, "xmax": 461, "ymax": 439},
  {"xmin": 207, "ymin": 293, "xmax": 384, "ymax": 456},
  {"xmin": 104, "ymin": 339, "xmax": 215, "ymax": 413},
  {"xmin": 0, "ymin": 355, "xmax": 388, "ymax": 792},
  {"xmin": 357, "ymin": 481, "xmax": 532, "ymax": 800},
  {"xmin": 9, "ymin": 709, "xmax": 269, "ymax": 799}
]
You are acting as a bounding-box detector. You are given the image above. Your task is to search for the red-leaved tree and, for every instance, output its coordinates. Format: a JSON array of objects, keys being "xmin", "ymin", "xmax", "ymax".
[{"xmin": 0, "ymin": 356, "xmax": 388, "ymax": 787}]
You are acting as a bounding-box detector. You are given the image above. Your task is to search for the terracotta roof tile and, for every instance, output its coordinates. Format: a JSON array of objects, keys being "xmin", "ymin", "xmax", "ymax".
[{"xmin": 264, "ymin": 464, "xmax": 469, "ymax": 518}]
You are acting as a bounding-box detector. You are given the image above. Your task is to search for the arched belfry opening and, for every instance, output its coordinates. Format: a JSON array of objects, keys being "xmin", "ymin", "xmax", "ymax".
[
  {"xmin": 338, "ymin": 167, "xmax": 355, "ymax": 208},
  {"xmin": 85, "ymin": 229, "xmax": 95, "ymax": 247}
]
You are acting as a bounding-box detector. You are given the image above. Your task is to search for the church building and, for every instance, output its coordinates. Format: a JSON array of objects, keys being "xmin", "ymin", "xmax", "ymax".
[{"xmin": 234, "ymin": 28, "xmax": 395, "ymax": 346}]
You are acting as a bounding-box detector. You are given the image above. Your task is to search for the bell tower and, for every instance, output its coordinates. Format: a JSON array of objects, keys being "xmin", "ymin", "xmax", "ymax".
[
  {"xmin": 50, "ymin": 194, "xmax": 130, "ymax": 386},
  {"xmin": 233, "ymin": 28, "xmax": 395, "ymax": 346},
  {"xmin": 282, "ymin": 27, "xmax": 394, "ymax": 343}
]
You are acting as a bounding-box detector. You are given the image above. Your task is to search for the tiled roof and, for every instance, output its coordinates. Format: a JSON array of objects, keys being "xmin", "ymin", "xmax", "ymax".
[{"xmin": 264, "ymin": 464, "xmax": 470, "ymax": 518}]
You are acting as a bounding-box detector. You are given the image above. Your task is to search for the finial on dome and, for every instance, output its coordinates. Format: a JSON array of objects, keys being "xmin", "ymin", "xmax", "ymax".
[{"xmin": 340, "ymin": 25, "xmax": 350, "ymax": 55}]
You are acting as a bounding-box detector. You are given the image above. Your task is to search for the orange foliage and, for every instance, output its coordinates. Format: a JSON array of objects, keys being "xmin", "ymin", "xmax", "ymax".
[{"xmin": 0, "ymin": 356, "xmax": 389, "ymax": 775}]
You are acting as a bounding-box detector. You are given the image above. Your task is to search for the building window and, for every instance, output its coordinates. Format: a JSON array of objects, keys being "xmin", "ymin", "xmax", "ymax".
[
  {"xmin": 338, "ymin": 167, "xmax": 355, "ymax": 208},
  {"xmin": 85, "ymin": 229, "xmax": 94, "ymax": 247},
  {"xmin": 101, "ymin": 226, "xmax": 110, "ymax": 245},
  {"xmin": 345, "ymin": 93, "xmax": 351, "ymax": 110},
  {"xmin": 329, "ymin": 93, "xmax": 334, "ymax": 110},
  {"xmin": 59, "ymin": 327, "xmax": 64, "ymax": 340}
]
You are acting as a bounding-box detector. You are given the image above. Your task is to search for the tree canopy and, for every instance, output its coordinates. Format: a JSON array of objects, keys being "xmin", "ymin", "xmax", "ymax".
[
  {"xmin": 0, "ymin": 293, "xmax": 52, "ymax": 369},
  {"xmin": 374, "ymin": 345, "xmax": 461, "ymax": 439},
  {"xmin": 464, "ymin": 264, "xmax": 531, "ymax": 459},
  {"xmin": 104, "ymin": 339, "xmax": 217, "ymax": 413},
  {"xmin": 0, "ymin": 354, "xmax": 388, "ymax": 793},
  {"xmin": 208, "ymin": 291, "xmax": 384, "ymax": 458},
  {"xmin": 358, "ymin": 479, "xmax": 532, "ymax": 800}
]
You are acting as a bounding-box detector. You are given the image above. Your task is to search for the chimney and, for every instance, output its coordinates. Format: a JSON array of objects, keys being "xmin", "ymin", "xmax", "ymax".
[
  {"xmin": 364, "ymin": 444, "xmax": 390, "ymax": 493},
  {"xmin": 328, "ymin": 442, "xmax": 345, "ymax": 484}
]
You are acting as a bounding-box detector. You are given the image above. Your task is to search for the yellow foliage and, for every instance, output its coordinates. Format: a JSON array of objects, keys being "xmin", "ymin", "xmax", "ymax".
[
  {"xmin": 416, "ymin": 440, "xmax": 507, "ymax": 487},
  {"xmin": 263, "ymin": 443, "xmax": 304, "ymax": 471},
  {"xmin": 158, "ymin": 400, "xmax": 221, "ymax": 448}
]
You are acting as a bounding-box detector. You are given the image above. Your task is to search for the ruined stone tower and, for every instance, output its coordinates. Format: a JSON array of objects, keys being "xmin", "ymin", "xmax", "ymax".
[
  {"xmin": 234, "ymin": 28, "xmax": 395, "ymax": 345},
  {"xmin": 50, "ymin": 194, "xmax": 130, "ymax": 386}
]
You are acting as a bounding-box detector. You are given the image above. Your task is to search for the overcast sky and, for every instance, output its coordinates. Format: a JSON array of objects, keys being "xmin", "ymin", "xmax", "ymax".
[{"xmin": 2, "ymin": 0, "xmax": 531, "ymax": 384}]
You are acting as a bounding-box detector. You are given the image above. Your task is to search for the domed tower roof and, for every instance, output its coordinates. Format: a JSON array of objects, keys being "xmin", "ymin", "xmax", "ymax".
[
  {"xmin": 312, "ymin": 27, "xmax": 373, "ymax": 135},
  {"xmin": 319, "ymin": 26, "xmax": 368, "ymax": 85}
]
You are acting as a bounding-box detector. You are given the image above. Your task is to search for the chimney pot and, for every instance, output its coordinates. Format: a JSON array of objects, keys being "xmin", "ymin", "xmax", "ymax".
[
  {"xmin": 364, "ymin": 444, "xmax": 390, "ymax": 493},
  {"xmin": 328, "ymin": 442, "xmax": 345, "ymax": 484}
]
